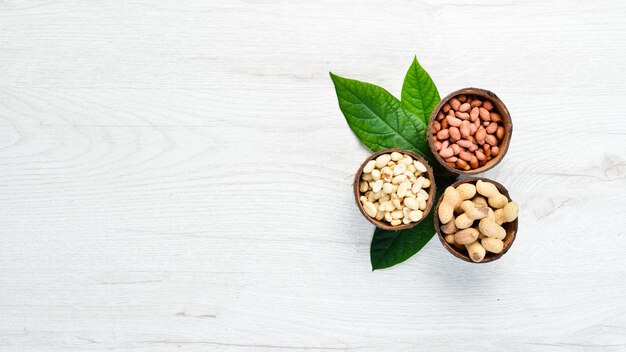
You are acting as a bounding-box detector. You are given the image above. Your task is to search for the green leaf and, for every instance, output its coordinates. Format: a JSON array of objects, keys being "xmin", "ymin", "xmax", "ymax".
[
  {"xmin": 370, "ymin": 174, "xmax": 457, "ymax": 270},
  {"xmin": 370, "ymin": 212, "xmax": 437, "ymax": 270},
  {"xmin": 329, "ymin": 72, "xmax": 432, "ymax": 163},
  {"xmin": 401, "ymin": 56, "xmax": 440, "ymax": 125}
]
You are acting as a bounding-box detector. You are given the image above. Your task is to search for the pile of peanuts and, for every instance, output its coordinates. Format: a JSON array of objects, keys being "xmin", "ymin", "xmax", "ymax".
[
  {"xmin": 358, "ymin": 152, "xmax": 432, "ymax": 227},
  {"xmin": 431, "ymin": 94, "xmax": 505, "ymax": 170},
  {"xmin": 438, "ymin": 180, "xmax": 519, "ymax": 262}
]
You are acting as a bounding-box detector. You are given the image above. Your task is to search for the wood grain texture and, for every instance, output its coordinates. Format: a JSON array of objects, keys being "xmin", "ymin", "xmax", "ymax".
[{"xmin": 1, "ymin": 0, "xmax": 625, "ymax": 351}]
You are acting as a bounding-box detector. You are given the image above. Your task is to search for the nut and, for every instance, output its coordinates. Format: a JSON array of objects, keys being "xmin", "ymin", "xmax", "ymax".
[
  {"xmin": 404, "ymin": 197, "xmax": 419, "ymax": 210},
  {"xmin": 392, "ymin": 163, "xmax": 406, "ymax": 175},
  {"xmin": 438, "ymin": 186, "xmax": 461, "ymax": 224},
  {"xmin": 439, "ymin": 147, "xmax": 454, "ymax": 159},
  {"xmin": 478, "ymin": 218, "xmax": 506, "ymax": 239},
  {"xmin": 441, "ymin": 220, "xmax": 457, "ymax": 235},
  {"xmin": 455, "ymin": 201, "xmax": 489, "ymax": 229},
  {"xmin": 454, "ymin": 228, "xmax": 480, "ymax": 245},
  {"xmin": 390, "ymin": 151, "xmax": 403, "ymax": 161},
  {"xmin": 476, "ymin": 180, "xmax": 508, "ymax": 209},
  {"xmin": 502, "ymin": 202, "xmax": 519, "ymax": 222},
  {"xmin": 371, "ymin": 180, "xmax": 383, "ymax": 193},
  {"xmin": 414, "ymin": 161, "xmax": 427, "ymax": 173},
  {"xmin": 375, "ymin": 154, "xmax": 391, "ymax": 168},
  {"xmin": 481, "ymin": 237, "xmax": 504, "ymax": 253},
  {"xmin": 409, "ymin": 210, "xmax": 423, "ymax": 222},
  {"xmin": 363, "ymin": 160, "xmax": 376, "ymax": 174},
  {"xmin": 363, "ymin": 201, "xmax": 377, "ymax": 217},
  {"xmin": 456, "ymin": 183, "xmax": 476, "ymax": 200},
  {"xmin": 488, "ymin": 194, "xmax": 509, "ymax": 209},
  {"xmin": 465, "ymin": 241, "xmax": 486, "ymax": 262},
  {"xmin": 476, "ymin": 180, "xmax": 498, "ymax": 197}
]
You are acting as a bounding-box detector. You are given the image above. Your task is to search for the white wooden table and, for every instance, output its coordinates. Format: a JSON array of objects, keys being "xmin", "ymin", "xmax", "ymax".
[{"xmin": 2, "ymin": 1, "xmax": 626, "ymax": 351}]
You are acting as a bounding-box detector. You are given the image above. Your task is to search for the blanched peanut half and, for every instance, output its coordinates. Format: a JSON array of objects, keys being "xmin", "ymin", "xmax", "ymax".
[
  {"xmin": 375, "ymin": 154, "xmax": 391, "ymax": 168},
  {"xmin": 399, "ymin": 155, "xmax": 414, "ymax": 165},
  {"xmin": 412, "ymin": 176, "xmax": 426, "ymax": 193},
  {"xmin": 404, "ymin": 197, "xmax": 420, "ymax": 210},
  {"xmin": 391, "ymin": 175, "xmax": 407, "ymax": 184},
  {"xmin": 359, "ymin": 181, "xmax": 368, "ymax": 193},
  {"xmin": 380, "ymin": 167, "xmax": 393, "ymax": 181},
  {"xmin": 382, "ymin": 182, "xmax": 394, "ymax": 194},
  {"xmin": 414, "ymin": 160, "xmax": 427, "ymax": 173},
  {"xmin": 481, "ymin": 237, "xmax": 504, "ymax": 254},
  {"xmin": 465, "ymin": 241, "xmax": 486, "ymax": 262},
  {"xmin": 363, "ymin": 160, "xmax": 376, "ymax": 174},
  {"xmin": 417, "ymin": 196, "xmax": 427, "ymax": 211},
  {"xmin": 391, "ymin": 210, "xmax": 403, "ymax": 219},
  {"xmin": 393, "ymin": 163, "xmax": 407, "ymax": 175},
  {"xmin": 390, "ymin": 151, "xmax": 403, "ymax": 161},
  {"xmin": 405, "ymin": 171, "xmax": 417, "ymax": 183},
  {"xmin": 371, "ymin": 169, "xmax": 381, "ymax": 181},
  {"xmin": 363, "ymin": 201, "xmax": 377, "ymax": 217},
  {"xmin": 409, "ymin": 210, "xmax": 423, "ymax": 222},
  {"xmin": 379, "ymin": 201, "xmax": 394, "ymax": 212},
  {"xmin": 397, "ymin": 180, "xmax": 411, "ymax": 198},
  {"xmin": 371, "ymin": 180, "xmax": 383, "ymax": 193}
]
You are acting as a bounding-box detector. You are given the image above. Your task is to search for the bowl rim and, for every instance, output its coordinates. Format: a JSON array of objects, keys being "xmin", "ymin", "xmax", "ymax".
[
  {"xmin": 353, "ymin": 148, "xmax": 436, "ymax": 231},
  {"xmin": 434, "ymin": 177, "xmax": 518, "ymax": 263},
  {"xmin": 427, "ymin": 87, "xmax": 513, "ymax": 175}
]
